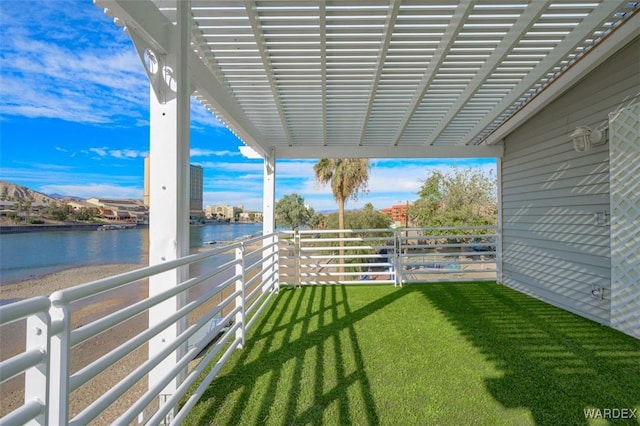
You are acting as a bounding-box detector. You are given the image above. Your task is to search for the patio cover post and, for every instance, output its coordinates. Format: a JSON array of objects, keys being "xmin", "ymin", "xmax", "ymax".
[
  {"xmin": 262, "ymin": 148, "xmax": 278, "ymax": 291},
  {"xmin": 145, "ymin": 0, "xmax": 191, "ymax": 421}
]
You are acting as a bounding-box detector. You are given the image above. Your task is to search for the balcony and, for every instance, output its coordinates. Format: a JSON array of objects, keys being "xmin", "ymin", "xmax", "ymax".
[{"xmin": 1, "ymin": 228, "xmax": 639, "ymax": 425}]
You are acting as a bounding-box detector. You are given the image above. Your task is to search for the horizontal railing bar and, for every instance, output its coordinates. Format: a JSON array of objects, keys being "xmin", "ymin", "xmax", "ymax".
[
  {"xmin": 69, "ymin": 285, "xmax": 241, "ymax": 392},
  {"xmin": 1, "ymin": 398, "xmax": 45, "ymax": 426},
  {"xmin": 298, "ymin": 280, "xmax": 395, "ymax": 285},
  {"xmin": 51, "ymin": 241, "xmax": 247, "ymax": 304},
  {"xmin": 70, "ymin": 263, "xmax": 240, "ymax": 345},
  {"xmin": 300, "ymin": 237, "xmax": 392, "ymax": 243},
  {"xmin": 244, "ymin": 269, "xmax": 262, "ymax": 289},
  {"xmin": 244, "ymin": 286, "xmax": 269, "ymax": 318},
  {"xmin": 301, "ymin": 262, "xmax": 391, "ymax": 268},
  {"xmin": 403, "ymin": 251, "xmax": 496, "ymax": 257},
  {"xmin": 0, "ymin": 348, "xmax": 46, "ymax": 383},
  {"xmin": 247, "ymin": 240, "xmax": 278, "ymax": 256},
  {"xmin": 404, "ymin": 277, "xmax": 495, "ymax": 283},
  {"xmin": 297, "ymin": 228, "xmax": 395, "ymax": 234},
  {"xmin": 71, "ymin": 303, "xmax": 239, "ymax": 426},
  {"xmin": 118, "ymin": 318, "xmax": 240, "ymax": 424},
  {"xmin": 407, "ymin": 268, "xmax": 497, "ymax": 274},
  {"xmin": 403, "ymin": 233, "xmax": 496, "ymax": 239},
  {"xmin": 246, "ymin": 257, "xmax": 277, "ymax": 287},
  {"xmin": 299, "ymin": 245, "xmax": 385, "ymax": 252},
  {"xmin": 169, "ymin": 333, "xmax": 242, "ymax": 425},
  {"xmin": 0, "ymin": 297, "xmax": 50, "ymax": 325},
  {"xmin": 246, "ymin": 289, "xmax": 276, "ymax": 331},
  {"xmin": 300, "ymin": 271, "xmax": 381, "ymax": 277},
  {"xmin": 301, "ymin": 254, "xmax": 389, "ymax": 259},
  {"xmin": 149, "ymin": 321, "xmax": 242, "ymax": 425}
]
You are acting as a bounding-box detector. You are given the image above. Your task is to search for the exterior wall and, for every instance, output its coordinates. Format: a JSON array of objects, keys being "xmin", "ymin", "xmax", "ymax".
[{"xmin": 501, "ymin": 37, "xmax": 640, "ymax": 326}]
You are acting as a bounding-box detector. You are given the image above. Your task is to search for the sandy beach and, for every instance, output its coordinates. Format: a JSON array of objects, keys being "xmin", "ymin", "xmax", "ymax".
[{"xmin": 0, "ymin": 256, "xmax": 248, "ymax": 423}]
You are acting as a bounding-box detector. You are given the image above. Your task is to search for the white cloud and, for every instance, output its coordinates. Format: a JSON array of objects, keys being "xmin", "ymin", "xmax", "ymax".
[
  {"xmin": 0, "ymin": 4, "xmax": 148, "ymax": 126},
  {"xmin": 191, "ymin": 148, "xmax": 239, "ymax": 158},
  {"xmin": 86, "ymin": 147, "xmax": 147, "ymax": 160}
]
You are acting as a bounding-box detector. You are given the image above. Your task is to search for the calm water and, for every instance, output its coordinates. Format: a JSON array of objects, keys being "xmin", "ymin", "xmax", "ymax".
[{"xmin": 0, "ymin": 223, "xmax": 263, "ymax": 284}]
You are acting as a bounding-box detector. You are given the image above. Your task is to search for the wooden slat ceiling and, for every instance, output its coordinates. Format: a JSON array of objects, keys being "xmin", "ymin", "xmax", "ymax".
[{"xmin": 97, "ymin": 0, "xmax": 639, "ymax": 158}]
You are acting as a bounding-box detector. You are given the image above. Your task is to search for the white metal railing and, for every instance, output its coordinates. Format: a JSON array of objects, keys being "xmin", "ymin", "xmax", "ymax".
[
  {"xmin": 0, "ymin": 233, "xmax": 279, "ymax": 425},
  {"xmin": 1, "ymin": 226, "xmax": 496, "ymax": 425},
  {"xmin": 278, "ymin": 226, "xmax": 498, "ymax": 286}
]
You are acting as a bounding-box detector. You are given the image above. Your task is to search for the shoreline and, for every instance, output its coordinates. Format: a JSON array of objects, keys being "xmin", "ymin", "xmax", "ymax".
[{"xmin": 0, "ymin": 263, "xmax": 145, "ymax": 301}]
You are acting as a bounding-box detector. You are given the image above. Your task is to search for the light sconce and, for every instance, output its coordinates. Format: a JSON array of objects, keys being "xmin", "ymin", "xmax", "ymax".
[{"xmin": 570, "ymin": 126, "xmax": 607, "ymax": 152}]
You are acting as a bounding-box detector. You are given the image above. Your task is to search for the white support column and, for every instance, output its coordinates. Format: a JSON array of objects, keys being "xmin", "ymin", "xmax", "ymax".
[
  {"xmin": 146, "ymin": 0, "xmax": 191, "ymax": 420},
  {"xmin": 262, "ymin": 148, "xmax": 278, "ymax": 291}
]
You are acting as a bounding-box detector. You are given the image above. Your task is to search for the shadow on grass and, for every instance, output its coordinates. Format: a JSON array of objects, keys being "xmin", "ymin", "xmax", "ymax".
[
  {"xmin": 416, "ymin": 283, "xmax": 640, "ymax": 425},
  {"xmin": 189, "ymin": 285, "xmax": 406, "ymax": 425}
]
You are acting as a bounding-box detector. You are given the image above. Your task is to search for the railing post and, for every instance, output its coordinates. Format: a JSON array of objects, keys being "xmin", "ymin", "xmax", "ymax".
[
  {"xmin": 273, "ymin": 234, "xmax": 280, "ymax": 292},
  {"xmin": 394, "ymin": 230, "xmax": 403, "ymax": 287},
  {"xmin": 48, "ymin": 302, "xmax": 70, "ymax": 425},
  {"xmin": 25, "ymin": 312, "xmax": 50, "ymax": 425},
  {"xmin": 262, "ymin": 233, "xmax": 279, "ymax": 294},
  {"xmin": 235, "ymin": 244, "xmax": 246, "ymax": 349},
  {"xmin": 294, "ymin": 230, "xmax": 301, "ymax": 288}
]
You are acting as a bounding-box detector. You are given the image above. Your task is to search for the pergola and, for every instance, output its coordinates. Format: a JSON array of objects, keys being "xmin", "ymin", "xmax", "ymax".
[
  {"xmin": 92, "ymin": 0, "xmax": 639, "ymax": 409},
  {"xmin": 99, "ymin": 1, "xmax": 634, "ymax": 158}
]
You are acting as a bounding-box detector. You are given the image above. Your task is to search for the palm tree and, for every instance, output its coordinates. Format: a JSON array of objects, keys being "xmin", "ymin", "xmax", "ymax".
[{"xmin": 314, "ymin": 158, "xmax": 370, "ymax": 280}]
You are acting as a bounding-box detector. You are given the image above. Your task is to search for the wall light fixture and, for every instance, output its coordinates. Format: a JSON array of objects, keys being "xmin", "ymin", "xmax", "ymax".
[{"xmin": 571, "ymin": 126, "xmax": 607, "ymax": 152}]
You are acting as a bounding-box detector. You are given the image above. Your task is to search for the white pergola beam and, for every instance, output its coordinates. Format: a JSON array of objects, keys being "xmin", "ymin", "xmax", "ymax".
[
  {"xmin": 390, "ymin": 0, "xmax": 475, "ymax": 147},
  {"xmin": 357, "ymin": 0, "xmax": 401, "ymax": 147},
  {"xmin": 426, "ymin": 1, "xmax": 548, "ymax": 146},
  {"xmin": 275, "ymin": 144, "xmax": 503, "ymax": 159},
  {"xmin": 483, "ymin": 9, "xmax": 640, "ymax": 146},
  {"xmin": 459, "ymin": 0, "xmax": 630, "ymax": 146},
  {"xmin": 98, "ymin": 0, "xmax": 270, "ymax": 157}
]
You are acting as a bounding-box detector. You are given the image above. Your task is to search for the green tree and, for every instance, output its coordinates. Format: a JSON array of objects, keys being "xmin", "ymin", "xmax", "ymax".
[
  {"xmin": 325, "ymin": 203, "xmax": 390, "ymax": 231},
  {"xmin": 410, "ymin": 167, "xmax": 497, "ymax": 234},
  {"xmin": 275, "ymin": 193, "xmax": 314, "ymax": 230},
  {"xmin": 309, "ymin": 213, "xmax": 327, "ymax": 230},
  {"xmin": 72, "ymin": 207, "xmax": 95, "ymax": 222},
  {"xmin": 314, "ymin": 159, "xmax": 370, "ymax": 279},
  {"xmin": 47, "ymin": 201, "xmax": 69, "ymax": 222}
]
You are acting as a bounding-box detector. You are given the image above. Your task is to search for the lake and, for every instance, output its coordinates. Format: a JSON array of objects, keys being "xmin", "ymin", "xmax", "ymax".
[{"xmin": 0, "ymin": 223, "xmax": 263, "ymax": 284}]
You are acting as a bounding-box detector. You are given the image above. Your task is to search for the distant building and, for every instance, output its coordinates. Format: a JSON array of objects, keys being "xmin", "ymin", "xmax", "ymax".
[
  {"xmin": 205, "ymin": 204, "xmax": 244, "ymax": 220},
  {"xmin": 189, "ymin": 164, "xmax": 203, "ymax": 220},
  {"xmin": 239, "ymin": 211, "xmax": 263, "ymax": 222},
  {"xmin": 143, "ymin": 156, "xmax": 204, "ymax": 220},
  {"xmin": 85, "ymin": 198, "xmax": 148, "ymax": 223},
  {"xmin": 381, "ymin": 203, "xmax": 411, "ymax": 227}
]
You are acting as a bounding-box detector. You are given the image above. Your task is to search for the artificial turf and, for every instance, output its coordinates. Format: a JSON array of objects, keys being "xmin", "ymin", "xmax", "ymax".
[{"xmin": 184, "ymin": 283, "xmax": 640, "ymax": 426}]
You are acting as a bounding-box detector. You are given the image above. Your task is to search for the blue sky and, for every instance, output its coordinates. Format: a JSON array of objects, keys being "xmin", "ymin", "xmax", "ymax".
[{"xmin": 0, "ymin": 0, "xmax": 496, "ymax": 212}]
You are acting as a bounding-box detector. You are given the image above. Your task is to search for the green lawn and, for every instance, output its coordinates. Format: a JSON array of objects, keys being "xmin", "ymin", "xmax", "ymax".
[{"xmin": 185, "ymin": 283, "xmax": 640, "ymax": 426}]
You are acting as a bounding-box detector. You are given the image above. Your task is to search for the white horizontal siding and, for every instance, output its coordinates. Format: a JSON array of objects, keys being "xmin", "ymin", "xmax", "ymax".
[{"xmin": 501, "ymin": 37, "xmax": 640, "ymax": 326}]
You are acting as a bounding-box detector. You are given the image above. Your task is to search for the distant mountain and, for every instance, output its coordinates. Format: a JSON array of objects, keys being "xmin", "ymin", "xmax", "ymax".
[
  {"xmin": 0, "ymin": 181, "xmax": 58, "ymax": 204},
  {"xmin": 48, "ymin": 193, "xmax": 84, "ymax": 202}
]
